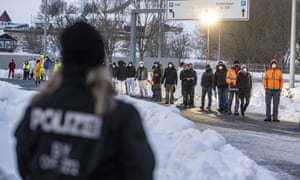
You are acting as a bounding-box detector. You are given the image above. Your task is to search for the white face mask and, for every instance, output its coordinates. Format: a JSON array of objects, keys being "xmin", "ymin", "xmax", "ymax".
[
  {"xmin": 168, "ymin": 64, "xmax": 172, "ymax": 68},
  {"xmin": 271, "ymin": 64, "xmax": 277, "ymax": 69},
  {"xmin": 218, "ymin": 66, "xmax": 223, "ymax": 70}
]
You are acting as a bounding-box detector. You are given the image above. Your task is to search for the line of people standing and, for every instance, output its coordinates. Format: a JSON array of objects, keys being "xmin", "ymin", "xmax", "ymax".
[{"xmin": 109, "ymin": 59, "xmax": 283, "ymax": 121}]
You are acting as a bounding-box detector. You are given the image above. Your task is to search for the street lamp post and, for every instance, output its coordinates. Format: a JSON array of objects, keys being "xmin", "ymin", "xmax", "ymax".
[{"xmin": 201, "ymin": 9, "xmax": 218, "ymax": 65}]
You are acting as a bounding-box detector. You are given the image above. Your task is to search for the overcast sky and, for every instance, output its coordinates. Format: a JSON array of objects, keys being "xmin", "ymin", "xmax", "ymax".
[{"xmin": 0, "ymin": 0, "xmax": 77, "ymax": 25}]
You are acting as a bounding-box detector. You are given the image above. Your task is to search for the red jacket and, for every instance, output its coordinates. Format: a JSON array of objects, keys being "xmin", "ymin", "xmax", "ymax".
[{"xmin": 9, "ymin": 62, "xmax": 16, "ymax": 69}]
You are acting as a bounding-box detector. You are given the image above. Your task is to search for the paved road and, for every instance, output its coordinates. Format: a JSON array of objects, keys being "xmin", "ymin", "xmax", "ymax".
[{"xmin": 0, "ymin": 78, "xmax": 43, "ymax": 91}]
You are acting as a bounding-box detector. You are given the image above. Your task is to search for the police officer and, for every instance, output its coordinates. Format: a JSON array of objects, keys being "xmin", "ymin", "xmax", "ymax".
[{"xmin": 15, "ymin": 21, "xmax": 155, "ymax": 180}]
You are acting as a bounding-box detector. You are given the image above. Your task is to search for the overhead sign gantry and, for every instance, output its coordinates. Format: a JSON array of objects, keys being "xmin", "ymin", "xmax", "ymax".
[{"xmin": 167, "ymin": 0, "xmax": 250, "ymax": 21}]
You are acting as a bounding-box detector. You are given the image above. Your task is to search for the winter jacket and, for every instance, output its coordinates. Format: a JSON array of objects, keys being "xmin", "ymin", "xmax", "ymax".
[
  {"xmin": 180, "ymin": 69, "xmax": 195, "ymax": 87},
  {"xmin": 161, "ymin": 66, "xmax": 177, "ymax": 85},
  {"xmin": 151, "ymin": 66, "xmax": 162, "ymax": 84},
  {"xmin": 9, "ymin": 62, "xmax": 16, "ymax": 69},
  {"xmin": 226, "ymin": 66, "xmax": 240, "ymax": 91},
  {"xmin": 116, "ymin": 64, "xmax": 127, "ymax": 81},
  {"xmin": 201, "ymin": 67, "xmax": 214, "ymax": 88},
  {"xmin": 34, "ymin": 61, "xmax": 43, "ymax": 78},
  {"xmin": 136, "ymin": 67, "xmax": 148, "ymax": 80},
  {"xmin": 15, "ymin": 78, "xmax": 155, "ymax": 180},
  {"xmin": 263, "ymin": 60, "xmax": 284, "ymax": 91},
  {"xmin": 214, "ymin": 63, "xmax": 228, "ymax": 89},
  {"xmin": 237, "ymin": 71, "xmax": 252, "ymax": 97},
  {"xmin": 23, "ymin": 63, "xmax": 30, "ymax": 70},
  {"xmin": 127, "ymin": 66, "xmax": 136, "ymax": 78}
]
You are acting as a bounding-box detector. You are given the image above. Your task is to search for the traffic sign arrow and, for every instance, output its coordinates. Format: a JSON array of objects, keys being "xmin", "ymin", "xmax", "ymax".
[{"xmin": 241, "ymin": 8, "xmax": 245, "ymax": 17}]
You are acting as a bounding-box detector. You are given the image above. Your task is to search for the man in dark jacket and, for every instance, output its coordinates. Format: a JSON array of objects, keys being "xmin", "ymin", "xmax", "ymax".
[
  {"xmin": 200, "ymin": 64, "xmax": 214, "ymax": 111},
  {"xmin": 161, "ymin": 62, "xmax": 177, "ymax": 104},
  {"xmin": 189, "ymin": 63, "xmax": 197, "ymax": 107},
  {"xmin": 214, "ymin": 61, "xmax": 228, "ymax": 113},
  {"xmin": 151, "ymin": 61, "xmax": 162, "ymax": 101},
  {"xmin": 180, "ymin": 64, "xmax": 195, "ymax": 108},
  {"xmin": 116, "ymin": 60, "xmax": 127, "ymax": 95},
  {"xmin": 15, "ymin": 21, "xmax": 155, "ymax": 180},
  {"xmin": 236, "ymin": 64, "xmax": 252, "ymax": 116}
]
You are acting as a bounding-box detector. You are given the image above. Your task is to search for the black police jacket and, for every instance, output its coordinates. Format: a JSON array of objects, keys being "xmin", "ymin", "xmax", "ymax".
[{"xmin": 15, "ymin": 79, "xmax": 155, "ymax": 180}]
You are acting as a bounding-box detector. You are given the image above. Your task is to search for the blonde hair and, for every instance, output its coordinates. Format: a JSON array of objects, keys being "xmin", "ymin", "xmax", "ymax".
[{"xmin": 31, "ymin": 67, "xmax": 116, "ymax": 116}]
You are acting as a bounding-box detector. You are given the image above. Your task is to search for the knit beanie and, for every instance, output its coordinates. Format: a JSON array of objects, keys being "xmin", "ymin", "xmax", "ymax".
[
  {"xmin": 233, "ymin": 60, "xmax": 240, "ymax": 65},
  {"xmin": 60, "ymin": 21, "xmax": 105, "ymax": 72}
]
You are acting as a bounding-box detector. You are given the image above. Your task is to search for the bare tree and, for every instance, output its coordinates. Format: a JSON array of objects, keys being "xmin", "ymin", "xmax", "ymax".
[
  {"xmin": 166, "ymin": 30, "xmax": 192, "ymax": 63},
  {"xmin": 132, "ymin": 0, "xmax": 162, "ymax": 61},
  {"xmin": 193, "ymin": 0, "xmax": 293, "ymax": 64},
  {"xmin": 80, "ymin": 0, "xmax": 129, "ymax": 62}
]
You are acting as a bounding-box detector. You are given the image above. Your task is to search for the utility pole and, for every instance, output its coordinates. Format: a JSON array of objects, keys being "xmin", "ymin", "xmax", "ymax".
[
  {"xmin": 289, "ymin": 0, "xmax": 297, "ymax": 88},
  {"xmin": 43, "ymin": 0, "xmax": 48, "ymax": 56}
]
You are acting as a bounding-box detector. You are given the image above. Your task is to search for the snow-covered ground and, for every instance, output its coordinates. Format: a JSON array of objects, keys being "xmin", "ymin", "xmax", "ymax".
[{"xmin": 0, "ymin": 69, "xmax": 281, "ymax": 179}]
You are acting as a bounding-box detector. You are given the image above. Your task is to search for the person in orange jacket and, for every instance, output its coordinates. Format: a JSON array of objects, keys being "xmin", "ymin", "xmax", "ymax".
[
  {"xmin": 226, "ymin": 60, "xmax": 241, "ymax": 115},
  {"xmin": 263, "ymin": 59, "xmax": 284, "ymax": 122}
]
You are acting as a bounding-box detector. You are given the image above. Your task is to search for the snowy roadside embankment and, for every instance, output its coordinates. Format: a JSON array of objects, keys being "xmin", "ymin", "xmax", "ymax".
[{"xmin": 0, "ymin": 81, "xmax": 275, "ymax": 180}]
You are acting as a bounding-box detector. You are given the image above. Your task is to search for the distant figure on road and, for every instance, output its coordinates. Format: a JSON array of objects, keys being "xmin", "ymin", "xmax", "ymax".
[
  {"xmin": 34, "ymin": 59, "xmax": 42, "ymax": 85},
  {"xmin": 226, "ymin": 60, "xmax": 241, "ymax": 115},
  {"xmin": 236, "ymin": 64, "xmax": 252, "ymax": 116},
  {"xmin": 161, "ymin": 62, "xmax": 177, "ymax": 104},
  {"xmin": 200, "ymin": 64, "xmax": 214, "ymax": 111},
  {"xmin": 136, "ymin": 61, "xmax": 148, "ymax": 98},
  {"xmin": 214, "ymin": 61, "xmax": 228, "ymax": 113},
  {"xmin": 15, "ymin": 21, "xmax": 155, "ymax": 180},
  {"xmin": 8, "ymin": 59, "xmax": 15, "ymax": 79},
  {"xmin": 43, "ymin": 56, "xmax": 53, "ymax": 80},
  {"xmin": 53, "ymin": 59, "xmax": 62, "ymax": 73},
  {"xmin": 263, "ymin": 59, "xmax": 284, "ymax": 122},
  {"xmin": 126, "ymin": 61, "xmax": 136, "ymax": 96},
  {"xmin": 23, "ymin": 60, "xmax": 30, "ymax": 80}
]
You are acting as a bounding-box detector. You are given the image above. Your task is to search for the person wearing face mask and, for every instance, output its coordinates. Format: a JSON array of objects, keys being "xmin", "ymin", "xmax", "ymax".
[
  {"xmin": 136, "ymin": 61, "xmax": 148, "ymax": 98},
  {"xmin": 126, "ymin": 61, "xmax": 136, "ymax": 96},
  {"xmin": 236, "ymin": 64, "xmax": 252, "ymax": 116},
  {"xmin": 161, "ymin": 62, "xmax": 178, "ymax": 104},
  {"xmin": 226, "ymin": 60, "xmax": 241, "ymax": 115},
  {"xmin": 263, "ymin": 59, "xmax": 284, "ymax": 122},
  {"xmin": 214, "ymin": 61, "xmax": 228, "ymax": 113}
]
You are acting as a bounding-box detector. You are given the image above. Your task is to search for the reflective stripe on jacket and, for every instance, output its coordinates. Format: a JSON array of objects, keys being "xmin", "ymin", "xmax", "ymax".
[
  {"xmin": 263, "ymin": 69, "xmax": 283, "ymax": 90},
  {"xmin": 226, "ymin": 68, "xmax": 240, "ymax": 91}
]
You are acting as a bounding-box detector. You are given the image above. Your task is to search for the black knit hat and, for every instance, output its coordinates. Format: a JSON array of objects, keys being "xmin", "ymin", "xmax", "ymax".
[
  {"xmin": 60, "ymin": 21, "xmax": 105, "ymax": 72},
  {"xmin": 233, "ymin": 60, "xmax": 240, "ymax": 65}
]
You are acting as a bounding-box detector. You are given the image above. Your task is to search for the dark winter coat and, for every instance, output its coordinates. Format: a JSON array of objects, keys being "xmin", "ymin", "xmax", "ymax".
[
  {"xmin": 152, "ymin": 66, "xmax": 162, "ymax": 84},
  {"xmin": 127, "ymin": 66, "xmax": 136, "ymax": 78},
  {"xmin": 110, "ymin": 65, "xmax": 118, "ymax": 78},
  {"xmin": 136, "ymin": 67, "xmax": 148, "ymax": 80},
  {"xmin": 237, "ymin": 71, "xmax": 252, "ymax": 97},
  {"xmin": 214, "ymin": 63, "xmax": 228, "ymax": 89},
  {"xmin": 14, "ymin": 78, "xmax": 155, "ymax": 180},
  {"xmin": 180, "ymin": 69, "xmax": 195, "ymax": 87},
  {"xmin": 161, "ymin": 66, "xmax": 177, "ymax": 86},
  {"xmin": 201, "ymin": 67, "xmax": 214, "ymax": 88},
  {"xmin": 116, "ymin": 62, "xmax": 127, "ymax": 81}
]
